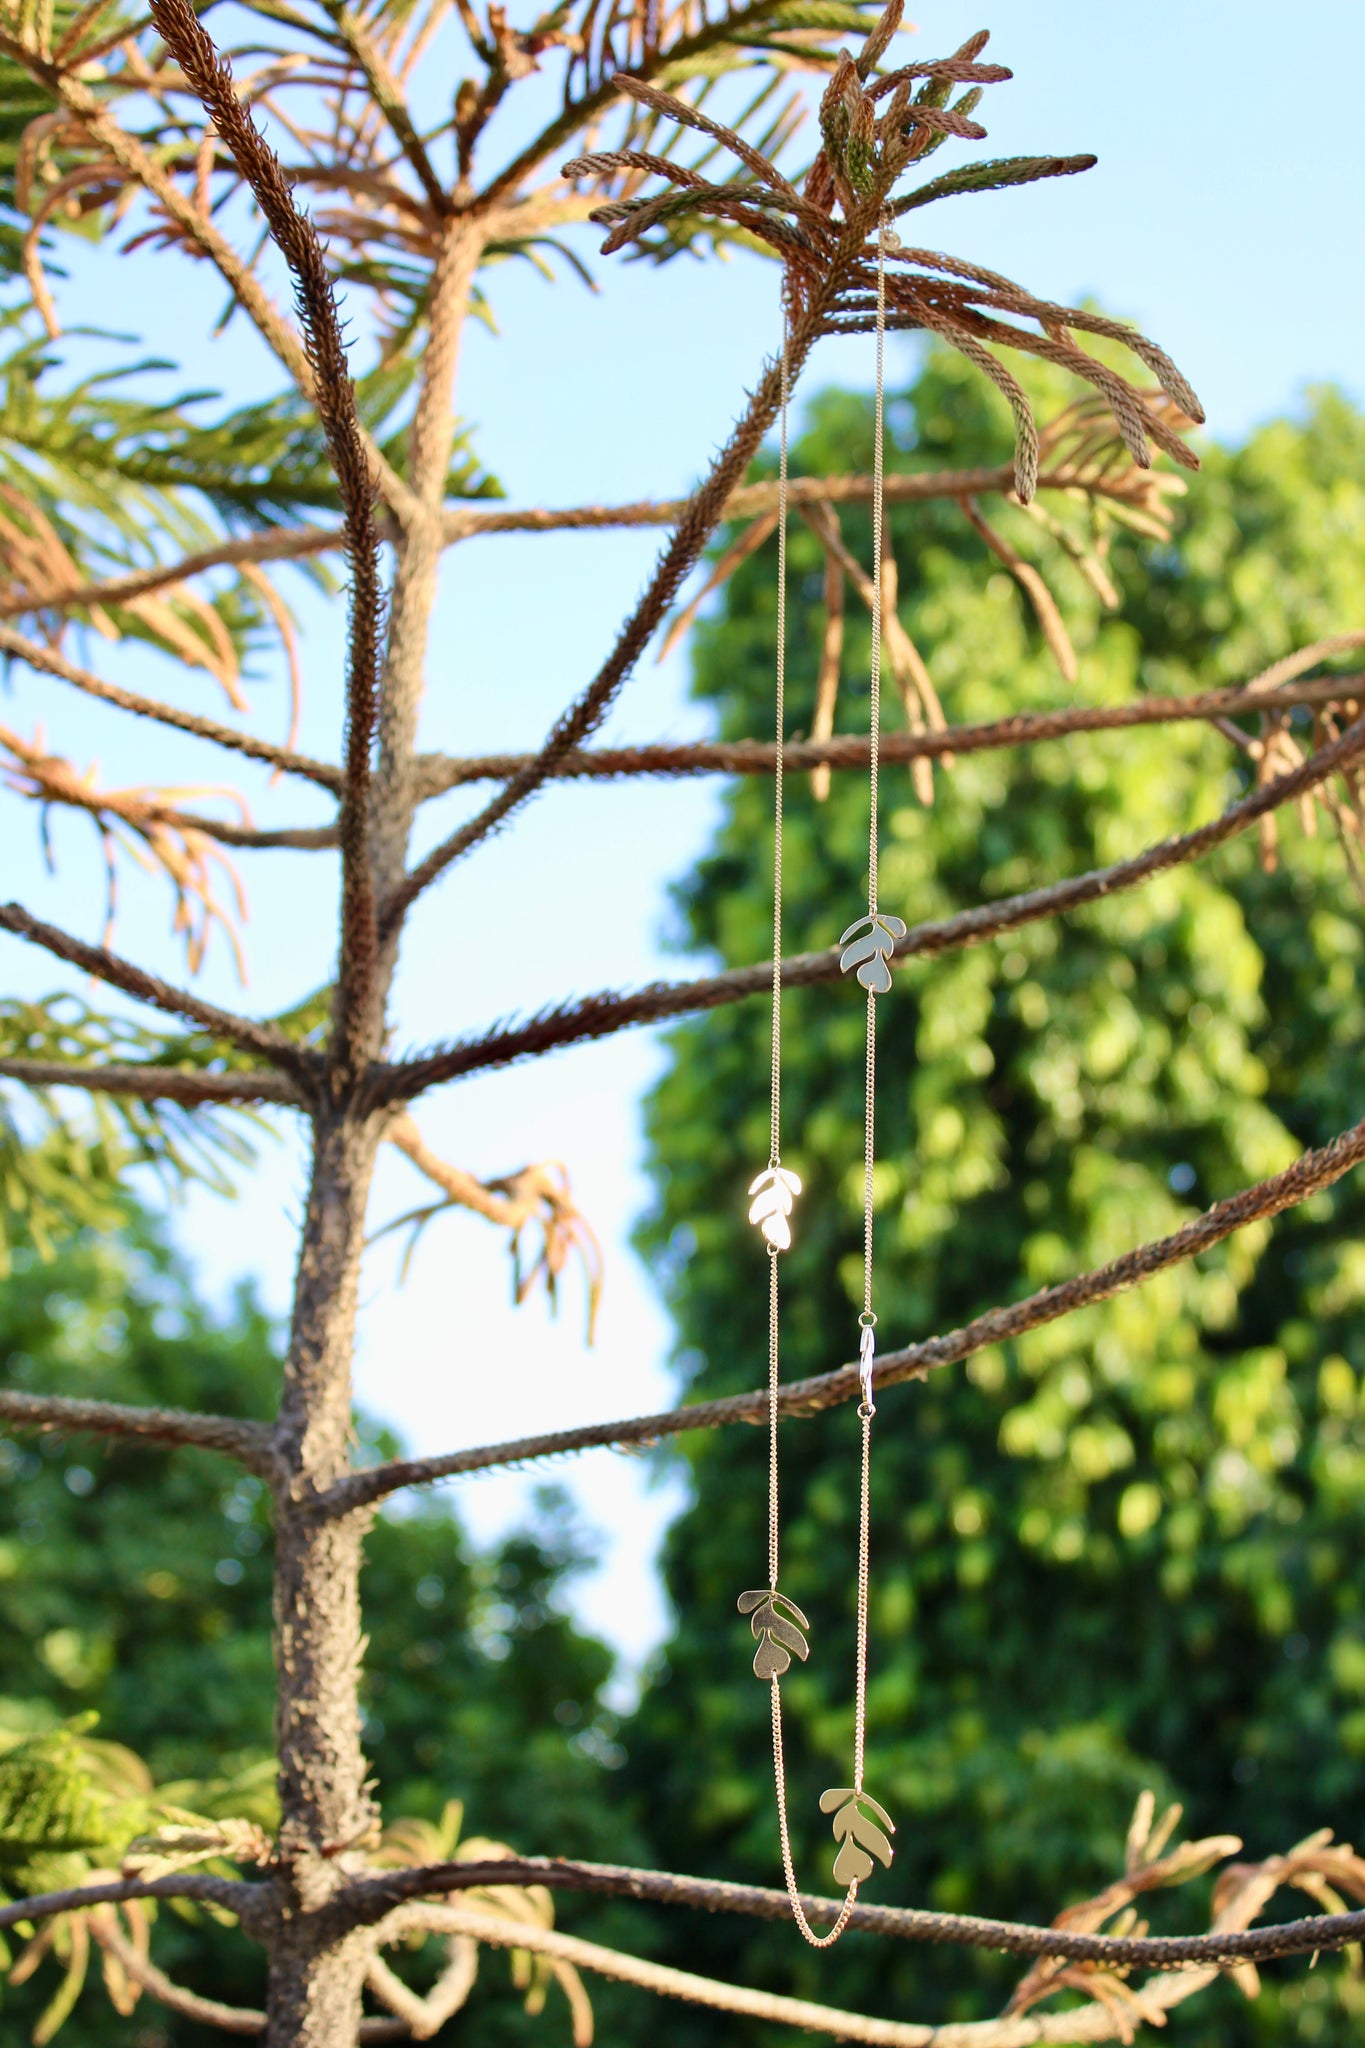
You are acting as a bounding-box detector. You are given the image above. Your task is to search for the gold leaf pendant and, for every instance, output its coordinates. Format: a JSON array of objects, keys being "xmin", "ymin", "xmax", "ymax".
[
  {"xmin": 747, "ymin": 1164, "xmax": 802, "ymax": 1250},
  {"xmin": 839, "ymin": 912, "xmax": 907, "ymax": 995},
  {"xmin": 819, "ymin": 1786, "xmax": 895, "ymax": 1885},
  {"xmin": 737, "ymin": 1589, "xmax": 810, "ymax": 1678}
]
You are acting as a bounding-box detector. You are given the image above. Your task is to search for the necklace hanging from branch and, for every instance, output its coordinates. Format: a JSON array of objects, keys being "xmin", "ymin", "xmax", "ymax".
[{"xmin": 568, "ymin": 0, "xmax": 1205, "ymax": 1955}]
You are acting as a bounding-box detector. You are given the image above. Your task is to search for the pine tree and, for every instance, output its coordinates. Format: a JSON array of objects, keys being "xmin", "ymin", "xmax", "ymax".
[{"xmin": 1, "ymin": 0, "xmax": 1363, "ymax": 2035}]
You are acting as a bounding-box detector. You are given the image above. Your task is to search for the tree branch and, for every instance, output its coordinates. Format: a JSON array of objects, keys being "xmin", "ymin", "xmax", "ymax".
[
  {"xmin": 0, "ymin": 901, "xmax": 320, "ymax": 1078},
  {"xmin": 323, "ymin": 0, "xmax": 449, "ymax": 215},
  {"xmin": 0, "ymin": 1871, "xmax": 265, "ymax": 1936},
  {"xmin": 378, "ymin": 211, "xmax": 878, "ymax": 932},
  {"xmin": 0, "ymin": 1056, "xmax": 304, "ymax": 1105},
  {"xmin": 344, "ymin": 1860, "xmax": 1365, "ymax": 1973},
  {"xmin": 325, "ymin": 1095, "xmax": 1365, "ymax": 1511},
  {"xmin": 366, "ymin": 1898, "xmax": 1157, "ymax": 2048},
  {"xmin": 134, "ymin": 813, "xmax": 337, "ymax": 852},
  {"xmin": 0, "ymin": 625, "xmax": 341, "ymax": 790},
  {"xmin": 0, "ymin": 1387, "xmax": 281, "ymax": 1474},
  {"xmin": 94, "ymin": 1911, "xmax": 454, "ymax": 2039},
  {"xmin": 363, "ymin": 1935, "xmax": 478, "ymax": 2039},
  {"xmin": 0, "ymin": 525, "xmax": 343, "ymax": 620},
  {"xmin": 90, "ymin": 1921, "xmax": 266, "ymax": 2037},
  {"xmin": 0, "ymin": 458, "xmax": 1168, "ymax": 630},
  {"xmin": 413, "ymin": 673, "xmax": 1363, "ymax": 794},
  {"xmin": 148, "ymin": 0, "xmax": 384, "ymax": 1077},
  {"xmin": 385, "ymin": 1111, "xmax": 547, "ymax": 1227},
  {"xmin": 376, "ymin": 708, "xmax": 1365, "ymax": 1101},
  {"xmin": 436, "ymin": 458, "xmax": 1183, "ymax": 545}
]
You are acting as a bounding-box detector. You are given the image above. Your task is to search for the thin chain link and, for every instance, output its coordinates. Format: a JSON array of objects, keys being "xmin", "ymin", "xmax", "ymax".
[
  {"xmin": 852, "ymin": 1403, "xmax": 872, "ymax": 1791},
  {"xmin": 866, "ymin": 211, "xmax": 887, "ymax": 920},
  {"xmin": 769, "ymin": 316, "xmax": 789, "ymax": 1172},
  {"xmin": 767, "ymin": 1249, "xmax": 780, "ymax": 1592},
  {"xmin": 861, "ymin": 214, "xmax": 888, "ymax": 1323},
  {"xmin": 772, "ymin": 1681, "xmax": 858, "ymax": 1947},
  {"xmin": 862, "ymin": 989, "xmax": 877, "ymax": 1319}
]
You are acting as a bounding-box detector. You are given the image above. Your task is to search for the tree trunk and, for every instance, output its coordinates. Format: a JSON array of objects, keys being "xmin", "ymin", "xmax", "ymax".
[{"xmin": 265, "ymin": 1108, "xmax": 381, "ymax": 2044}]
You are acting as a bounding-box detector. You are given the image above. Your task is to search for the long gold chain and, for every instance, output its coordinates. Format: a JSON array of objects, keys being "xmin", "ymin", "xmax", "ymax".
[{"xmin": 743, "ymin": 217, "xmax": 896, "ymax": 1951}]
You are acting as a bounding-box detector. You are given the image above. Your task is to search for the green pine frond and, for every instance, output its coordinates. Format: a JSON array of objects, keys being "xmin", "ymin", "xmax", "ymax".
[
  {"xmin": 894, "ymin": 152, "xmax": 1098, "ymax": 217},
  {"xmin": 0, "ymin": 1724, "xmax": 123, "ymax": 1895},
  {"xmin": 0, "ymin": 996, "xmax": 264, "ymax": 1272}
]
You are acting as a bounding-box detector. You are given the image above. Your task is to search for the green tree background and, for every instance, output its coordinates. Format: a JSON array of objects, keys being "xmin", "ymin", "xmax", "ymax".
[
  {"xmin": 0, "ymin": 1221, "xmax": 629, "ymax": 2043},
  {"xmin": 625, "ymin": 353, "xmax": 1365, "ymax": 2046},
  {"xmin": 3, "ymin": 352, "xmax": 1364, "ymax": 2045}
]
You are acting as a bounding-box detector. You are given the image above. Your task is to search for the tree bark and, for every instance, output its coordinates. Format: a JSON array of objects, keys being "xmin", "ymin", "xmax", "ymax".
[
  {"xmin": 261, "ymin": 215, "xmax": 485, "ymax": 2046},
  {"xmin": 265, "ymin": 1109, "xmax": 382, "ymax": 2042}
]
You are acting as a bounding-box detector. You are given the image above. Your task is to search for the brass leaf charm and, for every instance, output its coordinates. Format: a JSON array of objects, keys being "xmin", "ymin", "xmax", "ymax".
[
  {"xmin": 747, "ymin": 1164, "xmax": 802, "ymax": 1251},
  {"xmin": 819, "ymin": 1786, "xmax": 895, "ymax": 1885},
  {"xmin": 839, "ymin": 912, "xmax": 908, "ymax": 995},
  {"xmin": 737, "ymin": 1589, "xmax": 810, "ymax": 1679}
]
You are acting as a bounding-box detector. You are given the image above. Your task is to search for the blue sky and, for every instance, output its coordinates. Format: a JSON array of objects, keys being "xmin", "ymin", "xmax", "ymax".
[{"xmin": 4, "ymin": 0, "xmax": 1363, "ymax": 1682}]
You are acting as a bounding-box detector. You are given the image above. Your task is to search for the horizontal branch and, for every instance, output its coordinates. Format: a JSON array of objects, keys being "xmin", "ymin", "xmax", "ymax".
[
  {"xmin": 0, "ymin": 458, "xmax": 1182, "ymax": 631},
  {"xmin": 368, "ymin": 1898, "xmax": 1170, "ymax": 2048},
  {"xmin": 0, "ymin": 525, "xmax": 341, "ymax": 621},
  {"xmin": 375, "ymin": 709, "xmax": 1365, "ymax": 1103},
  {"xmin": 436, "ymin": 458, "xmax": 1175, "ymax": 545},
  {"xmin": 325, "ymin": 1098, "xmax": 1365, "ymax": 1512},
  {"xmin": 0, "ymin": 1387, "xmax": 281, "ymax": 1476},
  {"xmin": 0, "ymin": 626, "xmax": 341, "ymax": 791},
  {"xmin": 0, "ymin": 1870, "xmax": 266, "ymax": 1937},
  {"xmin": 0, "ymin": 902, "xmax": 319, "ymax": 1079},
  {"xmin": 0, "ymin": 1056, "xmax": 303, "ymax": 1106},
  {"xmin": 417, "ymin": 673, "xmax": 1364, "ymax": 798},
  {"xmin": 343, "ymin": 1857, "xmax": 1365, "ymax": 1972},
  {"xmin": 136, "ymin": 811, "xmax": 337, "ymax": 852}
]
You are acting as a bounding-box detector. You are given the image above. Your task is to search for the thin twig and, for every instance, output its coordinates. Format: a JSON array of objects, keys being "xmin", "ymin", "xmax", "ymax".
[
  {"xmin": 324, "ymin": 1093, "xmax": 1365, "ymax": 1511},
  {"xmin": 377, "ymin": 709, "xmax": 1365, "ymax": 1101},
  {"xmin": 341, "ymin": 1857, "xmax": 1365, "ymax": 1971},
  {"xmin": 322, "ymin": 0, "xmax": 449, "ymax": 214},
  {"xmin": 415, "ymin": 673, "xmax": 1362, "ymax": 795},
  {"xmin": 147, "ymin": 0, "xmax": 384, "ymax": 1074},
  {"xmin": 0, "ymin": 626, "xmax": 342, "ymax": 790},
  {"xmin": 0, "ymin": 1056, "xmax": 303, "ymax": 1105},
  {"xmin": 0, "ymin": 902, "xmax": 320, "ymax": 1077}
]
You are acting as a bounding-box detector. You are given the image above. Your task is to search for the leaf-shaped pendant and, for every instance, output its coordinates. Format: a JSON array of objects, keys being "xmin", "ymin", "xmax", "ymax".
[
  {"xmin": 747, "ymin": 1165, "xmax": 802, "ymax": 1251},
  {"xmin": 820, "ymin": 1786, "xmax": 895, "ymax": 1886},
  {"xmin": 737, "ymin": 1589, "xmax": 811, "ymax": 1679},
  {"xmin": 839, "ymin": 912, "xmax": 908, "ymax": 995}
]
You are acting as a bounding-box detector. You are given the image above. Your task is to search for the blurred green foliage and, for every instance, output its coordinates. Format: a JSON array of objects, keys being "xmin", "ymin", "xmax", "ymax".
[
  {"xmin": 0, "ymin": 1217, "xmax": 628, "ymax": 2042},
  {"xmin": 624, "ymin": 353, "xmax": 1365, "ymax": 2045}
]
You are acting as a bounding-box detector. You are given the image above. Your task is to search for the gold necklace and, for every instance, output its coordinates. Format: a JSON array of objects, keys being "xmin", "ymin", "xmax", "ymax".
[{"xmin": 739, "ymin": 210, "xmax": 901, "ymax": 1948}]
